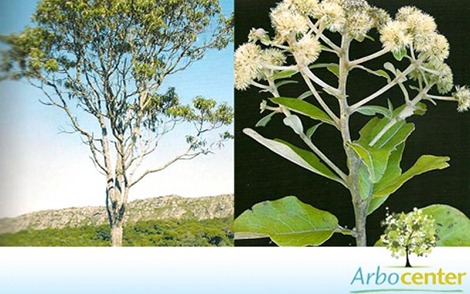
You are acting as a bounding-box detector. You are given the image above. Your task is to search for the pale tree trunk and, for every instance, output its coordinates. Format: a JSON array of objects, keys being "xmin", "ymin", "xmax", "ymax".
[
  {"xmin": 107, "ymin": 196, "xmax": 126, "ymax": 247},
  {"xmin": 106, "ymin": 174, "xmax": 127, "ymax": 247},
  {"xmin": 111, "ymin": 223, "xmax": 123, "ymax": 247}
]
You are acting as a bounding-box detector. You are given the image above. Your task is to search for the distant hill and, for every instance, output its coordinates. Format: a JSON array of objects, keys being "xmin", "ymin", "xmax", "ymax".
[{"xmin": 0, "ymin": 194, "xmax": 233, "ymax": 235}]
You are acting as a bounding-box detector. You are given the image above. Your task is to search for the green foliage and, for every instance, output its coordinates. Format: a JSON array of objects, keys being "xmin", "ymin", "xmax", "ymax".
[
  {"xmin": 0, "ymin": 0, "xmax": 233, "ymax": 139},
  {"xmin": 353, "ymin": 104, "xmax": 449, "ymax": 203},
  {"xmin": 0, "ymin": 217, "xmax": 233, "ymax": 247},
  {"xmin": 380, "ymin": 208, "xmax": 437, "ymax": 266},
  {"xmin": 234, "ymin": 196, "xmax": 339, "ymax": 246},
  {"xmin": 271, "ymin": 97, "xmax": 335, "ymax": 125},
  {"xmin": 356, "ymin": 106, "xmax": 391, "ymax": 118},
  {"xmin": 347, "ymin": 142, "xmax": 389, "ymax": 184},
  {"xmin": 421, "ymin": 205, "xmax": 470, "ymax": 246},
  {"xmin": 392, "ymin": 47, "xmax": 408, "ymax": 61},
  {"xmin": 373, "ymin": 155, "xmax": 450, "ymax": 197},
  {"xmin": 256, "ymin": 111, "xmax": 277, "ymax": 127},
  {"xmin": 243, "ymin": 128, "xmax": 342, "ymax": 184},
  {"xmin": 368, "ymin": 143, "xmax": 405, "ymax": 215},
  {"xmin": 356, "ymin": 105, "xmax": 417, "ymax": 151},
  {"xmin": 1, "ymin": 0, "xmax": 232, "ymax": 78}
]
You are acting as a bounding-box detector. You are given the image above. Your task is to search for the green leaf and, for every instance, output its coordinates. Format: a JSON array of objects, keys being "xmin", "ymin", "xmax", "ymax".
[
  {"xmin": 306, "ymin": 122, "xmax": 323, "ymax": 139},
  {"xmin": 270, "ymin": 97, "xmax": 335, "ymax": 125},
  {"xmin": 234, "ymin": 196, "xmax": 339, "ymax": 246},
  {"xmin": 348, "ymin": 142, "xmax": 390, "ymax": 183},
  {"xmin": 368, "ymin": 143, "xmax": 405, "ymax": 215},
  {"xmin": 283, "ymin": 115, "xmax": 303, "ymax": 135},
  {"xmin": 255, "ymin": 112, "xmax": 277, "ymax": 127},
  {"xmin": 309, "ymin": 63, "xmax": 338, "ymax": 69},
  {"xmin": 422, "ymin": 205, "xmax": 470, "ymax": 246},
  {"xmin": 387, "ymin": 99, "xmax": 394, "ymax": 112},
  {"xmin": 375, "ymin": 70, "xmax": 392, "ymax": 82},
  {"xmin": 327, "ymin": 65, "xmax": 339, "ymax": 77},
  {"xmin": 356, "ymin": 106, "xmax": 391, "ymax": 118},
  {"xmin": 298, "ymin": 90, "xmax": 313, "ymax": 100},
  {"xmin": 272, "ymin": 70, "xmax": 297, "ymax": 80},
  {"xmin": 392, "ymin": 47, "xmax": 407, "ymax": 61},
  {"xmin": 357, "ymin": 106, "xmax": 415, "ymax": 151},
  {"xmin": 368, "ymin": 195, "xmax": 389, "ymax": 215},
  {"xmin": 375, "ymin": 143, "xmax": 405, "ymax": 188},
  {"xmin": 243, "ymin": 129, "xmax": 342, "ymax": 183},
  {"xmin": 414, "ymin": 102, "xmax": 427, "ymax": 116},
  {"xmin": 373, "ymin": 155, "xmax": 450, "ymax": 197},
  {"xmin": 357, "ymin": 163, "xmax": 373, "ymax": 200},
  {"xmin": 276, "ymin": 80, "xmax": 298, "ymax": 88},
  {"xmin": 384, "ymin": 62, "xmax": 396, "ymax": 74},
  {"xmin": 275, "ymin": 139, "xmax": 342, "ymax": 183}
]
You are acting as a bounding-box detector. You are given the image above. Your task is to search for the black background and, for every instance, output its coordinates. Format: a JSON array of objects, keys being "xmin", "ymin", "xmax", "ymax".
[{"xmin": 235, "ymin": 0, "xmax": 470, "ymax": 246}]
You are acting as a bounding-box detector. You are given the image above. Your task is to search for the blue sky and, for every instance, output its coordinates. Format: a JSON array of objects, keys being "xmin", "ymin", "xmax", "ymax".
[{"xmin": 0, "ymin": 0, "xmax": 234, "ymax": 217}]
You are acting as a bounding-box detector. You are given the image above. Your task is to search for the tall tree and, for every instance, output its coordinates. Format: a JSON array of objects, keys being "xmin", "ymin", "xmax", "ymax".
[{"xmin": 0, "ymin": 0, "xmax": 233, "ymax": 246}]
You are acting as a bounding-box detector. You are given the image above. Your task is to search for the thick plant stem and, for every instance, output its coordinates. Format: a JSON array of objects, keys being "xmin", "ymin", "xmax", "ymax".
[
  {"xmin": 337, "ymin": 36, "xmax": 368, "ymax": 246},
  {"xmin": 353, "ymin": 198, "xmax": 368, "ymax": 246}
]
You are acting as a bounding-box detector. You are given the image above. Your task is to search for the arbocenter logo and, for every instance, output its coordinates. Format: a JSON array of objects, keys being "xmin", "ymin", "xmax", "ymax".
[
  {"xmin": 350, "ymin": 266, "xmax": 467, "ymax": 293},
  {"xmin": 349, "ymin": 209, "xmax": 468, "ymax": 293}
]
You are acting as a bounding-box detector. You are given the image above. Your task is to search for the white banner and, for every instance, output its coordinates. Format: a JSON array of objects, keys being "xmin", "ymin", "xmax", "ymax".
[{"xmin": 0, "ymin": 247, "xmax": 469, "ymax": 293}]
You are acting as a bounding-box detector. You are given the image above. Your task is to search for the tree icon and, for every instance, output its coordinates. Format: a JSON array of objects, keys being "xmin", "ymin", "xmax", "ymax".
[{"xmin": 381, "ymin": 208, "xmax": 437, "ymax": 267}]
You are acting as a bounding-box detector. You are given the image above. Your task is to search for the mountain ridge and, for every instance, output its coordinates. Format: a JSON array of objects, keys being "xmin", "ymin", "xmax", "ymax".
[{"xmin": 0, "ymin": 194, "xmax": 233, "ymax": 235}]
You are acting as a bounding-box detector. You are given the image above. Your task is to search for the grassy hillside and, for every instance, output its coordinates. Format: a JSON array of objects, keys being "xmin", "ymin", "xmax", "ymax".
[
  {"xmin": 0, "ymin": 217, "xmax": 233, "ymax": 246},
  {"xmin": 0, "ymin": 195, "xmax": 233, "ymax": 235}
]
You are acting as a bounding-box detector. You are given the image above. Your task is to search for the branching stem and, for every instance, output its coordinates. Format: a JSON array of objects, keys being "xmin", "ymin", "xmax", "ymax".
[
  {"xmin": 349, "ymin": 47, "xmax": 390, "ymax": 66},
  {"xmin": 349, "ymin": 57, "xmax": 424, "ymax": 112},
  {"xmin": 369, "ymin": 84, "xmax": 434, "ymax": 146}
]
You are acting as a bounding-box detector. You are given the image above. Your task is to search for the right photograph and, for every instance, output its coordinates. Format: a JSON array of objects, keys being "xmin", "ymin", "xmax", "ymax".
[{"xmin": 234, "ymin": 0, "xmax": 470, "ymax": 247}]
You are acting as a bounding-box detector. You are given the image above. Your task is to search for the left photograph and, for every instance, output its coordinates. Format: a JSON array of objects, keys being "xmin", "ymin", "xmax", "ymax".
[{"xmin": 0, "ymin": 0, "xmax": 234, "ymax": 247}]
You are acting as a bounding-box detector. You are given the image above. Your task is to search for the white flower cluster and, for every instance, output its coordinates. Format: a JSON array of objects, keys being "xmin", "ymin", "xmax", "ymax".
[
  {"xmin": 292, "ymin": 34, "xmax": 321, "ymax": 66},
  {"xmin": 425, "ymin": 61, "xmax": 454, "ymax": 94},
  {"xmin": 270, "ymin": 2, "xmax": 309, "ymax": 43},
  {"xmin": 234, "ymin": 43, "xmax": 263, "ymax": 90},
  {"xmin": 285, "ymin": 0, "xmax": 319, "ymax": 15},
  {"xmin": 234, "ymin": 43, "xmax": 287, "ymax": 90},
  {"xmin": 453, "ymin": 86, "xmax": 470, "ymax": 112},
  {"xmin": 261, "ymin": 48, "xmax": 286, "ymax": 68},
  {"xmin": 380, "ymin": 6, "xmax": 449, "ymax": 63},
  {"xmin": 380, "ymin": 21, "xmax": 412, "ymax": 52},
  {"xmin": 313, "ymin": 0, "xmax": 391, "ymax": 40},
  {"xmin": 314, "ymin": 0, "xmax": 346, "ymax": 33},
  {"xmin": 235, "ymin": 0, "xmax": 469, "ymax": 111}
]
